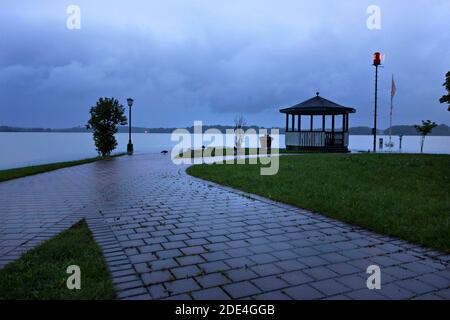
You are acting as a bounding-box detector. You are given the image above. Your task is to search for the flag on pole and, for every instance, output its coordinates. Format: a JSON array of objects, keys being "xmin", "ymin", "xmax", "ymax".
[{"xmin": 391, "ymin": 74, "xmax": 396, "ymax": 98}]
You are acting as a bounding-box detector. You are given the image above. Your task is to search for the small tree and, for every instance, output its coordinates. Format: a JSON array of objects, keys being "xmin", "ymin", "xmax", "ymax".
[
  {"xmin": 86, "ymin": 97, "xmax": 127, "ymax": 157},
  {"xmin": 234, "ymin": 115, "xmax": 246, "ymax": 154},
  {"xmin": 414, "ymin": 120, "xmax": 437, "ymax": 153},
  {"xmin": 439, "ymin": 71, "xmax": 450, "ymax": 111}
]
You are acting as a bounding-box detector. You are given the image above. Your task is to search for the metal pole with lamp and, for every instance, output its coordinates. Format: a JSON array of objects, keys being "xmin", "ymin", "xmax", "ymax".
[
  {"xmin": 372, "ymin": 52, "xmax": 381, "ymax": 153},
  {"xmin": 127, "ymin": 98, "xmax": 134, "ymax": 155}
]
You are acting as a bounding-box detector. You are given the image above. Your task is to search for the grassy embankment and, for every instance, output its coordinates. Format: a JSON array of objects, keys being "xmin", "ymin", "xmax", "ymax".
[{"xmin": 0, "ymin": 153, "xmax": 125, "ymax": 182}]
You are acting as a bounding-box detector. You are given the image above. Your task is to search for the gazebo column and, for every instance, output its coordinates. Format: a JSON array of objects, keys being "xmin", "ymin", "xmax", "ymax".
[
  {"xmin": 297, "ymin": 114, "xmax": 301, "ymax": 132},
  {"xmin": 346, "ymin": 114, "xmax": 349, "ymax": 131},
  {"xmin": 342, "ymin": 114, "xmax": 345, "ymax": 132},
  {"xmin": 331, "ymin": 115, "xmax": 335, "ymax": 132},
  {"xmin": 285, "ymin": 113, "xmax": 289, "ymax": 132},
  {"xmin": 291, "ymin": 114, "xmax": 295, "ymax": 131},
  {"xmin": 322, "ymin": 115, "xmax": 325, "ymax": 131},
  {"xmin": 332, "ymin": 115, "xmax": 335, "ymax": 145},
  {"xmin": 310, "ymin": 115, "xmax": 313, "ymax": 131}
]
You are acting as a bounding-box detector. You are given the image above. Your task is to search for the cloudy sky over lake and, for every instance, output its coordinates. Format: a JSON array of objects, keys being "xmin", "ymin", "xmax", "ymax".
[{"xmin": 1, "ymin": 0, "xmax": 449, "ymax": 129}]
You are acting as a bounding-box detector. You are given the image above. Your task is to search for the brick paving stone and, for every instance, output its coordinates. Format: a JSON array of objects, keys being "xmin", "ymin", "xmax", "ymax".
[
  {"xmin": 303, "ymin": 266, "xmax": 339, "ymax": 280},
  {"xmin": 413, "ymin": 293, "xmax": 445, "ymax": 300},
  {"xmin": 248, "ymin": 253, "xmax": 278, "ymax": 264},
  {"xmin": 196, "ymin": 273, "xmax": 230, "ymax": 288},
  {"xmin": 416, "ymin": 273, "xmax": 449, "ymax": 289},
  {"xmin": 395, "ymin": 279, "xmax": 437, "ymax": 295},
  {"xmin": 299, "ymin": 256, "xmax": 329, "ymax": 267},
  {"xmin": 327, "ymin": 262, "xmax": 361, "ymax": 275},
  {"xmin": 255, "ymin": 291, "xmax": 292, "ymax": 300},
  {"xmin": 149, "ymin": 258, "xmax": 178, "ymax": 271},
  {"xmin": 116, "ymin": 286, "xmax": 148, "ymax": 299},
  {"xmin": 335, "ymin": 274, "xmax": 367, "ymax": 290},
  {"xmin": 283, "ymin": 284, "xmax": 324, "ymax": 300},
  {"xmin": 199, "ymin": 261, "xmax": 230, "ymax": 273},
  {"xmin": 383, "ymin": 265, "xmax": 418, "ymax": 280},
  {"xmin": 123, "ymin": 293, "xmax": 152, "ymax": 300},
  {"xmin": 251, "ymin": 264, "xmax": 284, "ymax": 277},
  {"xmin": 202, "ymin": 251, "xmax": 230, "ymax": 262},
  {"xmin": 129, "ymin": 253, "xmax": 157, "ymax": 264},
  {"xmin": 148, "ymin": 284, "xmax": 169, "ymax": 299},
  {"xmin": 171, "ymin": 265, "xmax": 201, "ymax": 279},
  {"xmin": 436, "ymin": 288, "xmax": 450, "ymax": 299},
  {"xmin": 310, "ymin": 279, "xmax": 351, "ymax": 296},
  {"xmin": 156, "ymin": 249, "xmax": 182, "ymax": 259},
  {"xmin": 141, "ymin": 271, "xmax": 173, "ymax": 285},
  {"xmin": 226, "ymin": 268, "xmax": 259, "ymax": 282},
  {"xmin": 177, "ymin": 255, "xmax": 205, "ymax": 266},
  {"xmin": 251, "ymin": 275, "xmax": 290, "ymax": 291},
  {"xmin": 279, "ymin": 270, "xmax": 314, "ymax": 286},
  {"xmin": 191, "ymin": 287, "xmax": 231, "ymax": 300},
  {"xmin": 223, "ymin": 281, "xmax": 261, "ymax": 299},
  {"xmin": 134, "ymin": 263, "xmax": 151, "ymax": 274},
  {"xmin": 180, "ymin": 246, "xmax": 206, "ymax": 255},
  {"xmin": 164, "ymin": 278, "xmax": 201, "ymax": 296},
  {"xmin": 275, "ymin": 259, "xmax": 307, "ymax": 272},
  {"xmin": 322, "ymin": 294, "xmax": 351, "ymax": 300},
  {"xmin": 164, "ymin": 293, "xmax": 192, "ymax": 300},
  {"xmin": 115, "ymin": 280, "xmax": 143, "ymax": 291},
  {"xmin": 224, "ymin": 257, "xmax": 255, "ymax": 268},
  {"xmin": 346, "ymin": 288, "xmax": 387, "ymax": 300},
  {"xmin": 379, "ymin": 283, "xmax": 416, "ymax": 299}
]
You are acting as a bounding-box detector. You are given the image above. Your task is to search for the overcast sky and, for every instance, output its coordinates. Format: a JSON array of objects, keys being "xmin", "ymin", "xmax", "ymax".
[{"xmin": 1, "ymin": 0, "xmax": 449, "ymax": 129}]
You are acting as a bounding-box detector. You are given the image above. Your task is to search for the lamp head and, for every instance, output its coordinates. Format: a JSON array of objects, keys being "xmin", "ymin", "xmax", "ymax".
[{"xmin": 127, "ymin": 98, "xmax": 134, "ymax": 107}]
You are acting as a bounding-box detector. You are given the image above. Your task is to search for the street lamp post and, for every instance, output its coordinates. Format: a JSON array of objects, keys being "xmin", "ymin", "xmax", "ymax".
[
  {"xmin": 372, "ymin": 52, "xmax": 381, "ymax": 153},
  {"xmin": 127, "ymin": 98, "xmax": 134, "ymax": 155}
]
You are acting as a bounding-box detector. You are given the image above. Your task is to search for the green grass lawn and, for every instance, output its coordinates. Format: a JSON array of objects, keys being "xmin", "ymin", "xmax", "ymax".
[
  {"xmin": 0, "ymin": 220, "xmax": 115, "ymax": 300},
  {"xmin": 0, "ymin": 153, "xmax": 125, "ymax": 182},
  {"xmin": 187, "ymin": 153, "xmax": 450, "ymax": 252}
]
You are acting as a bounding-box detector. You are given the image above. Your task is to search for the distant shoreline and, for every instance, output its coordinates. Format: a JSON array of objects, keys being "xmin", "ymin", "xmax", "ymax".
[{"xmin": 1, "ymin": 124, "xmax": 450, "ymax": 136}]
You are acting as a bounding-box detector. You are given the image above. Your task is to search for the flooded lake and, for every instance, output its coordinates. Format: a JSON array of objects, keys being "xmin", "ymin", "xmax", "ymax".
[{"xmin": 0, "ymin": 132, "xmax": 449, "ymax": 170}]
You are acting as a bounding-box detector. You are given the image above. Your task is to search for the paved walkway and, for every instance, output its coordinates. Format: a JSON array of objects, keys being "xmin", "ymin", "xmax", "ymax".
[{"xmin": 0, "ymin": 154, "xmax": 448, "ymax": 300}]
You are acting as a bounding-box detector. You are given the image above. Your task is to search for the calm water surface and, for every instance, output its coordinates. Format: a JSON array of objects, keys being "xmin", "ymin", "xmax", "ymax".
[{"xmin": 0, "ymin": 132, "xmax": 449, "ymax": 170}]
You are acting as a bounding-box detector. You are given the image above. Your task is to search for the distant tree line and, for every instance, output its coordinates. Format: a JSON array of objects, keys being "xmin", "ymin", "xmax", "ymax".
[{"xmin": 2, "ymin": 124, "xmax": 450, "ymax": 136}]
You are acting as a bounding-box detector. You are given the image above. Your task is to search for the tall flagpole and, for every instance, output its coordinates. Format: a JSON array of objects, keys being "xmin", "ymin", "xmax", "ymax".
[
  {"xmin": 388, "ymin": 74, "xmax": 396, "ymax": 151},
  {"xmin": 388, "ymin": 84, "xmax": 393, "ymax": 148}
]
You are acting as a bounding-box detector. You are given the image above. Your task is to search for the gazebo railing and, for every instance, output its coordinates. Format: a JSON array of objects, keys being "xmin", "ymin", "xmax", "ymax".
[{"xmin": 286, "ymin": 131, "xmax": 348, "ymax": 147}]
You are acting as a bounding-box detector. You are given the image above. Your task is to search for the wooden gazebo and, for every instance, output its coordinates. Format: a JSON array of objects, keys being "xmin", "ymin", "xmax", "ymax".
[{"xmin": 280, "ymin": 92, "xmax": 356, "ymax": 152}]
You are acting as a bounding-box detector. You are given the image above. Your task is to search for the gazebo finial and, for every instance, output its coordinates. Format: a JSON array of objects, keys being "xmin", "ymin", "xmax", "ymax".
[{"xmin": 316, "ymin": 92, "xmax": 320, "ymax": 96}]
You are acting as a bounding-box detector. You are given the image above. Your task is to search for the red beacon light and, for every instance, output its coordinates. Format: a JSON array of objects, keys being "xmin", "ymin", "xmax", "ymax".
[{"xmin": 373, "ymin": 52, "xmax": 382, "ymax": 66}]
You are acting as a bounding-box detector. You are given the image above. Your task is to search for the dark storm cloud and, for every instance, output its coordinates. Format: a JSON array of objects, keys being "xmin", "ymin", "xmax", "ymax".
[{"xmin": 0, "ymin": 0, "xmax": 449, "ymax": 128}]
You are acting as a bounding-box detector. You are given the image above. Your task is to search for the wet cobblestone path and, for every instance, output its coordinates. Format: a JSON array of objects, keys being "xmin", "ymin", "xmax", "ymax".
[{"xmin": 0, "ymin": 154, "xmax": 448, "ymax": 299}]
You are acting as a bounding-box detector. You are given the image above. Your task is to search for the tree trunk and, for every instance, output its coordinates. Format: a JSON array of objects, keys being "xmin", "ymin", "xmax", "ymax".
[{"xmin": 420, "ymin": 135, "xmax": 425, "ymax": 153}]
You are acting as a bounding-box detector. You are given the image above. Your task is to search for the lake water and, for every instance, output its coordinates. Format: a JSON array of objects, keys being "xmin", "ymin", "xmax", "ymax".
[{"xmin": 0, "ymin": 132, "xmax": 449, "ymax": 170}]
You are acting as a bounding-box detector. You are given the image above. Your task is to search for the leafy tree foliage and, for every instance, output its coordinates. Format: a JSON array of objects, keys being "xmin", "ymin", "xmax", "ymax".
[
  {"xmin": 86, "ymin": 97, "xmax": 127, "ymax": 157},
  {"xmin": 414, "ymin": 120, "xmax": 437, "ymax": 153},
  {"xmin": 439, "ymin": 71, "xmax": 450, "ymax": 111}
]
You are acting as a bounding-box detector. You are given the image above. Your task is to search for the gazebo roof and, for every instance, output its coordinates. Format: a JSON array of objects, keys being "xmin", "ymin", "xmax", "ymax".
[{"xmin": 279, "ymin": 92, "xmax": 356, "ymax": 115}]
